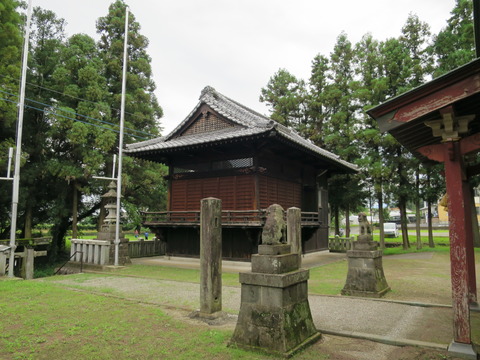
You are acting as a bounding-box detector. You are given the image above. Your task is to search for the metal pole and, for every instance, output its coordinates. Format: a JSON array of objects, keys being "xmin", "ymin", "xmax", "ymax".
[
  {"xmin": 7, "ymin": 147, "xmax": 13, "ymax": 179},
  {"xmin": 8, "ymin": 0, "xmax": 33, "ymax": 277},
  {"xmin": 114, "ymin": 6, "xmax": 129, "ymax": 267},
  {"xmin": 112, "ymin": 154, "xmax": 117, "ymax": 179}
]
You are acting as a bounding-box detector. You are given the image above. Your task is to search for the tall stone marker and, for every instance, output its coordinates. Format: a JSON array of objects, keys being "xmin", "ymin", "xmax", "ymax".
[
  {"xmin": 230, "ymin": 204, "xmax": 320, "ymax": 357},
  {"xmin": 341, "ymin": 212, "xmax": 390, "ymax": 298},
  {"xmin": 287, "ymin": 207, "xmax": 302, "ymax": 266},
  {"xmin": 199, "ymin": 197, "xmax": 222, "ymax": 317}
]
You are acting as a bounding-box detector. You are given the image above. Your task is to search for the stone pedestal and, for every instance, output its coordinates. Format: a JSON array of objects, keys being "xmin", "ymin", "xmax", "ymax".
[
  {"xmin": 341, "ymin": 240, "xmax": 390, "ymax": 298},
  {"xmin": 230, "ymin": 244, "xmax": 320, "ymax": 357},
  {"xmin": 97, "ymin": 223, "xmax": 131, "ymax": 266}
]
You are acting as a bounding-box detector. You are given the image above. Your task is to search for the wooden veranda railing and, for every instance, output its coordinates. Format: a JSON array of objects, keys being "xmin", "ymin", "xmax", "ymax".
[{"xmin": 141, "ymin": 210, "xmax": 320, "ymax": 227}]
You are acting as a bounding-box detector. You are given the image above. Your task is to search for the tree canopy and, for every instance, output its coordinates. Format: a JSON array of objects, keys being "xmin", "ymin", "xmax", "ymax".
[
  {"xmin": 0, "ymin": 1, "xmax": 167, "ymax": 260},
  {"xmin": 260, "ymin": 2, "xmax": 472, "ymax": 245}
]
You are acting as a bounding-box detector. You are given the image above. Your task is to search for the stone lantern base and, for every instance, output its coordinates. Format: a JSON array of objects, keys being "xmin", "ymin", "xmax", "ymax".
[
  {"xmin": 97, "ymin": 224, "xmax": 131, "ymax": 266},
  {"xmin": 341, "ymin": 240, "xmax": 390, "ymax": 298},
  {"xmin": 229, "ymin": 244, "xmax": 320, "ymax": 357}
]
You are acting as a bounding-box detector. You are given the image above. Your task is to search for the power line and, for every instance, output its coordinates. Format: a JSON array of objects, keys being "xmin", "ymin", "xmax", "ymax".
[
  {"xmin": 0, "ymin": 73, "xmax": 162, "ymax": 130},
  {"xmin": 0, "ymin": 96, "xmax": 149, "ymax": 140},
  {"xmin": 0, "ymin": 87, "xmax": 152, "ymax": 138},
  {"xmin": 0, "ymin": 90, "xmax": 154, "ymax": 139}
]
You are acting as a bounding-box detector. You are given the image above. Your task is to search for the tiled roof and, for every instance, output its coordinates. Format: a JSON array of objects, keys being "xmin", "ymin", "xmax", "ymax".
[{"xmin": 126, "ymin": 86, "xmax": 357, "ymax": 172}]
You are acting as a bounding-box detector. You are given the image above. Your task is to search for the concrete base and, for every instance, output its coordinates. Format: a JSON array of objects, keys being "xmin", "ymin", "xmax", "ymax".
[
  {"xmin": 230, "ymin": 330, "xmax": 321, "ymax": 358},
  {"xmin": 341, "ymin": 286, "xmax": 391, "ymax": 299},
  {"xmin": 230, "ymin": 264, "xmax": 319, "ymax": 356},
  {"xmin": 448, "ymin": 341, "xmax": 478, "ymax": 359},
  {"xmin": 341, "ymin": 242, "xmax": 390, "ymax": 298},
  {"xmin": 189, "ymin": 310, "xmax": 227, "ymax": 322},
  {"xmin": 97, "ymin": 224, "xmax": 131, "ymax": 266}
]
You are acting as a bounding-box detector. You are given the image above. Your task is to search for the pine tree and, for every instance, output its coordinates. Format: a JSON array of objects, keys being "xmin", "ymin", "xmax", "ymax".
[
  {"xmin": 433, "ymin": 0, "xmax": 474, "ymax": 76},
  {"xmin": 96, "ymin": 0, "xmax": 167, "ymax": 229},
  {"xmin": 259, "ymin": 68, "xmax": 307, "ymax": 129}
]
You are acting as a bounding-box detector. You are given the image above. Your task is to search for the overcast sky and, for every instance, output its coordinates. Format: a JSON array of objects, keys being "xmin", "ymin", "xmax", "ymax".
[{"xmin": 33, "ymin": 0, "xmax": 456, "ymax": 135}]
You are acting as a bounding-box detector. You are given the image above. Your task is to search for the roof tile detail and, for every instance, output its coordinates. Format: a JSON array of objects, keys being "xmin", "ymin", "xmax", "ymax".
[{"xmin": 125, "ymin": 86, "xmax": 357, "ymax": 172}]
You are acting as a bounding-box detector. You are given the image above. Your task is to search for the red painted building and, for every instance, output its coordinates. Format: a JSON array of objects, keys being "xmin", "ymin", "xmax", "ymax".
[{"xmin": 126, "ymin": 86, "xmax": 356, "ymax": 259}]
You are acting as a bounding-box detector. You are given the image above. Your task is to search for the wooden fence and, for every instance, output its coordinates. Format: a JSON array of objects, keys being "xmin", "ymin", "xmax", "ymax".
[{"xmin": 128, "ymin": 239, "xmax": 165, "ymax": 258}]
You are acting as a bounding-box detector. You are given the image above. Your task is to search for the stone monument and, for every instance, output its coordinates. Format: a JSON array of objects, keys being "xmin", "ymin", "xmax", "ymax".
[
  {"xmin": 97, "ymin": 181, "xmax": 131, "ymax": 266},
  {"xmin": 341, "ymin": 212, "xmax": 390, "ymax": 297},
  {"xmin": 190, "ymin": 197, "xmax": 225, "ymax": 321},
  {"xmin": 229, "ymin": 204, "xmax": 320, "ymax": 357}
]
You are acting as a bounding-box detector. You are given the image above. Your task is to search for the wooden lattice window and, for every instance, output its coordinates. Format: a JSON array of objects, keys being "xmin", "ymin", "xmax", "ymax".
[{"xmin": 181, "ymin": 112, "xmax": 234, "ymax": 136}]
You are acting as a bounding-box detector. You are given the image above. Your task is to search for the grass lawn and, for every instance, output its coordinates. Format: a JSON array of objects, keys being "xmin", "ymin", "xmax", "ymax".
[
  {"xmin": 2, "ymin": 246, "xmax": 479, "ymax": 359},
  {"xmin": 0, "ymin": 279, "xmax": 282, "ymax": 360}
]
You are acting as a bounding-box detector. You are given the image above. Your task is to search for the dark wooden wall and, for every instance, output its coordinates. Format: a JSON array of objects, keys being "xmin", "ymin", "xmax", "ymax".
[
  {"xmin": 170, "ymin": 175, "xmax": 255, "ymax": 211},
  {"xmin": 258, "ymin": 175, "xmax": 301, "ymax": 210},
  {"xmin": 164, "ymin": 227, "xmax": 258, "ymax": 260}
]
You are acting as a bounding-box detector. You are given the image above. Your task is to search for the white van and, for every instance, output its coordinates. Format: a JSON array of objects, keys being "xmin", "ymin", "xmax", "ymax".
[{"xmin": 383, "ymin": 222, "xmax": 399, "ymax": 238}]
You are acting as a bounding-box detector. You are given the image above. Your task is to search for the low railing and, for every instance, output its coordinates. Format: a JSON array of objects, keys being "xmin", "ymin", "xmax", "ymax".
[
  {"xmin": 142, "ymin": 209, "xmax": 320, "ymax": 227},
  {"xmin": 128, "ymin": 239, "xmax": 165, "ymax": 258},
  {"xmin": 142, "ymin": 210, "xmax": 265, "ymax": 226},
  {"xmin": 70, "ymin": 239, "xmax": 110, "ymax": 265},
  {"xmin": 328, "ymin": 235, "xmax": 354, "ymax": 253},
  {"xmin": 221, "ymin": 210, "xmax": 264, "ymax": 224},
  {"xmin": 0, "ymin": 237, "xmax": 52, "ymax": 246},
  {"xmin": 142, "ymin": 211, "xmax": 200, "ymax": 224}
]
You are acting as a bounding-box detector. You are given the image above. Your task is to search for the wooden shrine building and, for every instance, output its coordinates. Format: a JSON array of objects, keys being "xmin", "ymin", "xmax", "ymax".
[
  {"xmin": 126, "ymin": 86, "xmax": 357, "ymax": 260},
  {"xmin": 368, "ymin": 59, "xmax": 480, "ymax": 358}
]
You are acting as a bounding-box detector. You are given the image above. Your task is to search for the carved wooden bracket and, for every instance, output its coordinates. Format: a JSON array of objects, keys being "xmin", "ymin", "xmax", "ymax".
[{"xmin": 424, "ymin": 106, "xmax": 475, "ymax": 142}]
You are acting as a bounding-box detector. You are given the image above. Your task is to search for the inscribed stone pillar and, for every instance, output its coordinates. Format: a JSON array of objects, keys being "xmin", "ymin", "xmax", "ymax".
[
  {"xmin": 200, "ymin": 197, "xmax": 222, "ymax": 316},
  {"xmin": 287, "ymin": 207, "xmax": 302, "ymax": 265}
]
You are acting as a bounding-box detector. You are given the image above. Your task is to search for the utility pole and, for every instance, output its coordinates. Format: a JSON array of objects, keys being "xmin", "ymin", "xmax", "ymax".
[
  {"xmin": 8, "ymin": 0, "xmax": 33, "ymax": 277},
  {"xmin": 114, "ymin": 6, "xmax": 129, "ymax": 267}
]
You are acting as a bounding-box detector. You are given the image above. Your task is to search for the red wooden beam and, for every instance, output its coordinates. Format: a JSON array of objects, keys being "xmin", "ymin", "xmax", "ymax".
[
  {"xmin": 459, "ymin": 132, "xmax": 480, "ymax": 156},
  {"xmin": 381, "ymin": 75, "xmax": 480, "ymax": 125},
  {"xmin": 443, "ymin": 141, "xmax": 476, "ymax": 344}
]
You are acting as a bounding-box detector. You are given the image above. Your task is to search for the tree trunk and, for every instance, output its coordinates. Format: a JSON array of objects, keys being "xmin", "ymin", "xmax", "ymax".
[
  {"xmin": 377, "ymin": 186, "xmax": 385, "ymax": 249},
  {"xmin": 415, "ymin": 169, "xmax": 422, "ymax": 250},
  {"xmin": 399, "ymin": 197, "xmax": 410, "ymax": 250},
  {"xmin": 334, "ymin": 205, "xmax": 340, "ymax": 236},
  {"xmin": 49, "ymin": 216, "xmax": 70, "ymax": 262},
  {"xmin": 427, "ymin": 173, "xmax": 435, "ymax": 248},
  {"xmin": 24, "ymin": 204, "xmax": 33, "ymax": 239},
  {"xmin": 72, "ymin": 182, "xmax": 78, "ymax": 239},
  {"xmin": 427, "ymin": 199, "xmax": 435, "ymax": 248},
  {"xmin": 345, "ymin": 205, "xmax": 350, "ymax": 237}
]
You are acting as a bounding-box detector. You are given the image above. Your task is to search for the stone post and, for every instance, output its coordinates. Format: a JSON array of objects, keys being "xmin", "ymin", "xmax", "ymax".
[
  {"xmin": 287, "ymin": 207, "xmax": 302, "ymax": 265},
  {"xmin": 0, "ymin": 248, "xmax": 7, "ymax": 276},
  {"xmin": 199, "ymin": 197, "xmax": 222, "ymax": 317},
  {"xmin": 21, "ymin": 247, "xmax": 34, "ymax": 280}
]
